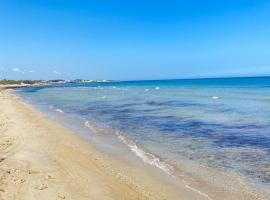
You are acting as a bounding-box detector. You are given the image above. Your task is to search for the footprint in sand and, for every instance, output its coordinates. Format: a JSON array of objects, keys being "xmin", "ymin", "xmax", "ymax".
[
  {"xmin": 35, "ymin": 184, "xmax": 48, "ymax": 191},
  {"xmin": 58, "ymin": 194, "xmax": 66, "ymax": 199}
]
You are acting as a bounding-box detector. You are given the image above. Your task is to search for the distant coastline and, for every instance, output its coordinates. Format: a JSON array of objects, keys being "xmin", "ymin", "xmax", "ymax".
[
  {"xmin": 0, "ymin": 79, "xmax": 115, "ymax": 89},
  {"xmin": 1, "ymin": 75, "xmax": 269, "ymax": 90},
  {"xmin": 1, "ymin": 75, "xmax": 270, "ymax": 86}
]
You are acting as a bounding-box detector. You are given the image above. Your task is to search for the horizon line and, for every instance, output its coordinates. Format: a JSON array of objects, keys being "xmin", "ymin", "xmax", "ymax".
[{"xmin": 1, "ymin": 75, "xmax": 270, "ymax": 82}]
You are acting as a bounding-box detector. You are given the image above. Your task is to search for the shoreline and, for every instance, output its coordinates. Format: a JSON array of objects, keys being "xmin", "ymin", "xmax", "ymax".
[{"xmin": 0, "ymin": 89, "xmax": 206, "ymax": 200}]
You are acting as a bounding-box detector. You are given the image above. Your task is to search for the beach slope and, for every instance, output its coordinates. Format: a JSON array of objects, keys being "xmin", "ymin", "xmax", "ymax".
[{"xmin": 0, "ymin": 89, "xmax": 200, "ymax": 200}]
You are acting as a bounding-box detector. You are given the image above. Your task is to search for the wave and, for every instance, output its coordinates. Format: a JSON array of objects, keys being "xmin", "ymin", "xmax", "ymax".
[
  {"xmin": 55, "ymin": 108, "xmax": 64, "ymax": 114},
  {"xmin": 115, "ymin": 131, "xmax": 174, "ymax": 175}
]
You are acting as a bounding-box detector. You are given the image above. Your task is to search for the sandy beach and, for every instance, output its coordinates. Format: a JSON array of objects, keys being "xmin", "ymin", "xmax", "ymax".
[{"xmin": 0, "ymin": 89, "xmax": 208, "ymax": 200}]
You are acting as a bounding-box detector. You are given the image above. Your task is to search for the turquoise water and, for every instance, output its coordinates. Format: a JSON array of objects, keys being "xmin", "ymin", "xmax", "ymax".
[{"xmin": 16, "ymin": 77, "xmax": 270, "ymax": 198}]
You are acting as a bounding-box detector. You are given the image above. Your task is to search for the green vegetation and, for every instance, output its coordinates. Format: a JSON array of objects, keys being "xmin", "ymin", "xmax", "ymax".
[{"xmin": 0, "ymin": 79, "xmax": 42, "ymax": 85}]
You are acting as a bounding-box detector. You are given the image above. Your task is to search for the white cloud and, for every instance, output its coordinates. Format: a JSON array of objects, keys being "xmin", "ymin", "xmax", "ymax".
[
  {"xmin": 13, "ymin": 68, "xmax": 20, "ymax": 72},
  {"xmin": 12, "ymin": 68, "xmax": 25, "ymax": 73},
  {"xmin": 53, "ymin": 70, "xmax": 62, "ymax": 75},
  {"xmin": 12, "ymin": 68, "xmax": 35, "ymax": 74}
]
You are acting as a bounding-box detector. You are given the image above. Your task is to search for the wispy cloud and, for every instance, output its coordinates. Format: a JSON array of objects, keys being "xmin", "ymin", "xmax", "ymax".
[
  {"xmin": 12, "ymin": 68, "xmax": 25, "ymax": 73},
  {"xmin": 12, "ymin": 68, "xmax": 19, "ymax": 72},
  {"xmin": 12, "ymin": 68, "xmax": 36, "ymax": 74},
  {"xmin": 53, "ymin": 70, "xmax": 62, "ymax": 75}
]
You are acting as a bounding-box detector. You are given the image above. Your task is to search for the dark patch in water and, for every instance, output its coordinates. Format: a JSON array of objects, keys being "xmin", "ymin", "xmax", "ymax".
[
  {"xmin": 146, "ymin": 100, "xmax": 199, "ymax": 107},
  {"xmin": 55, "ymin": 101, "xmax": 270, "ymax": 151}
]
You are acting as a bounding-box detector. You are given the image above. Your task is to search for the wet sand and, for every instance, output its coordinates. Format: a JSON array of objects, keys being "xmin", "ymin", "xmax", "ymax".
[{"xmin": 0, "ymin": 89, "xmax": 209, "ymax": 200}]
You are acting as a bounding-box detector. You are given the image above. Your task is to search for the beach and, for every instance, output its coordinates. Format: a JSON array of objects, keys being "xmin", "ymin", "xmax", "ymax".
[
  {"xmin": 0, "ymin": 89, "xmax": 208, "ymax": 200},
  {"xmin": 2, "ymin": 0, "xmax": 269, "ymax": 198}
]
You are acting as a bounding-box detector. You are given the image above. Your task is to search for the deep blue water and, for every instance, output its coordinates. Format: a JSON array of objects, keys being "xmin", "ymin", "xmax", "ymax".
[{"xmin": 16, "ymin": 77, "xmax": 270, "ymax": 196}]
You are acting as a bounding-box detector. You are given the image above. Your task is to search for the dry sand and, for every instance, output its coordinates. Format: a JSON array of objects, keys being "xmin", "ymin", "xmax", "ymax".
[{"xmin": 0, "ymin": 89, "xmax": 207, "ymax": 200}]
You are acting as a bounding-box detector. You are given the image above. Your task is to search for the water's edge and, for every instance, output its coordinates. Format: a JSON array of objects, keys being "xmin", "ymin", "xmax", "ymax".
[{"xmin": 14, "ymin": 78, "xmax": 270, "ymax": 200}]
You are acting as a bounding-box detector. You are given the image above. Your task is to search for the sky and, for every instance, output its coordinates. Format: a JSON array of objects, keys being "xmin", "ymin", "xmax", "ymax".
[{"xmin": 0, "ymin": 0, "xmax": 270, "ymax": 80}]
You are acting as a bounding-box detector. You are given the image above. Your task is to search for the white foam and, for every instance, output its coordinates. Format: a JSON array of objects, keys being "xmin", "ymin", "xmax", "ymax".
[
  {"xmin": 145, "ymin": 89, "xmax": 149, "ymax": 92},
  {"xmin": 212, "ymin": 96, "xmax": 219, "ymax": 99},
  {"xmin": 55, "ymin": 108, "xmax": 64, "ymax": 114},
  {"xmin": 84, "ymin": 121, "xmax": 98, "ymax": 134},
  {"xmin": 155, "ymin": 87, "xmax": 160, "ymax": 90},
  {"xmin": 84, "ymin": 121, "xmax": 91, "ymax": 129},
  {"xmin": 116, "ymin": 132, "xmax": 174, "ymax": 175},
  {"xmin": 95, "ymin": 86, "xmax": 103, "ymax": 90},
  {"xmin": 185, "ymin": 185, "xmax": 213, "ymax": 200}
]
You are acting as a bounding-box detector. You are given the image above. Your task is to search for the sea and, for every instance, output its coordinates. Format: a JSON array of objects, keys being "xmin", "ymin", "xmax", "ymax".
[{"xmin": 15, "ymin": 77, "xmax": 270, "ymax": 199}]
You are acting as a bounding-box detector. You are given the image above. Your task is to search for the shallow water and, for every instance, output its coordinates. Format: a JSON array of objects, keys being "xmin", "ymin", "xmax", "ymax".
[{"xmin": 16, "ymin": 77, "xmax": 270, "ymax": 199}]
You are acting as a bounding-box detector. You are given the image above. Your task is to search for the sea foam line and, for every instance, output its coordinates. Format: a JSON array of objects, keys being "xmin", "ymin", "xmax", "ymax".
[
  {"xmin": 84, "ymin": 121, "xmax": 174, "ymax": 174},
  {"xmin": 84, "ymin": 121, "xmax": 96, "ymax": 133},
  {"xmin": 185, "ymin": 185, "xmax": 213, "ymax": 200},
  {"xmin": 115, "ymin": 131, "xmax": 174, "ymax": 175},
  {"xmin": 55, "ymin": 108, "xmax": 64, "ymax": 114}
]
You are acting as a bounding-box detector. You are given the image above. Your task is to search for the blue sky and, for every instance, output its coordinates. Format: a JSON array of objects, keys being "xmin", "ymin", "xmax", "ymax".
[{"xmin": 0, "ymin": 0, "xmax": 270, "ymax": 80}]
